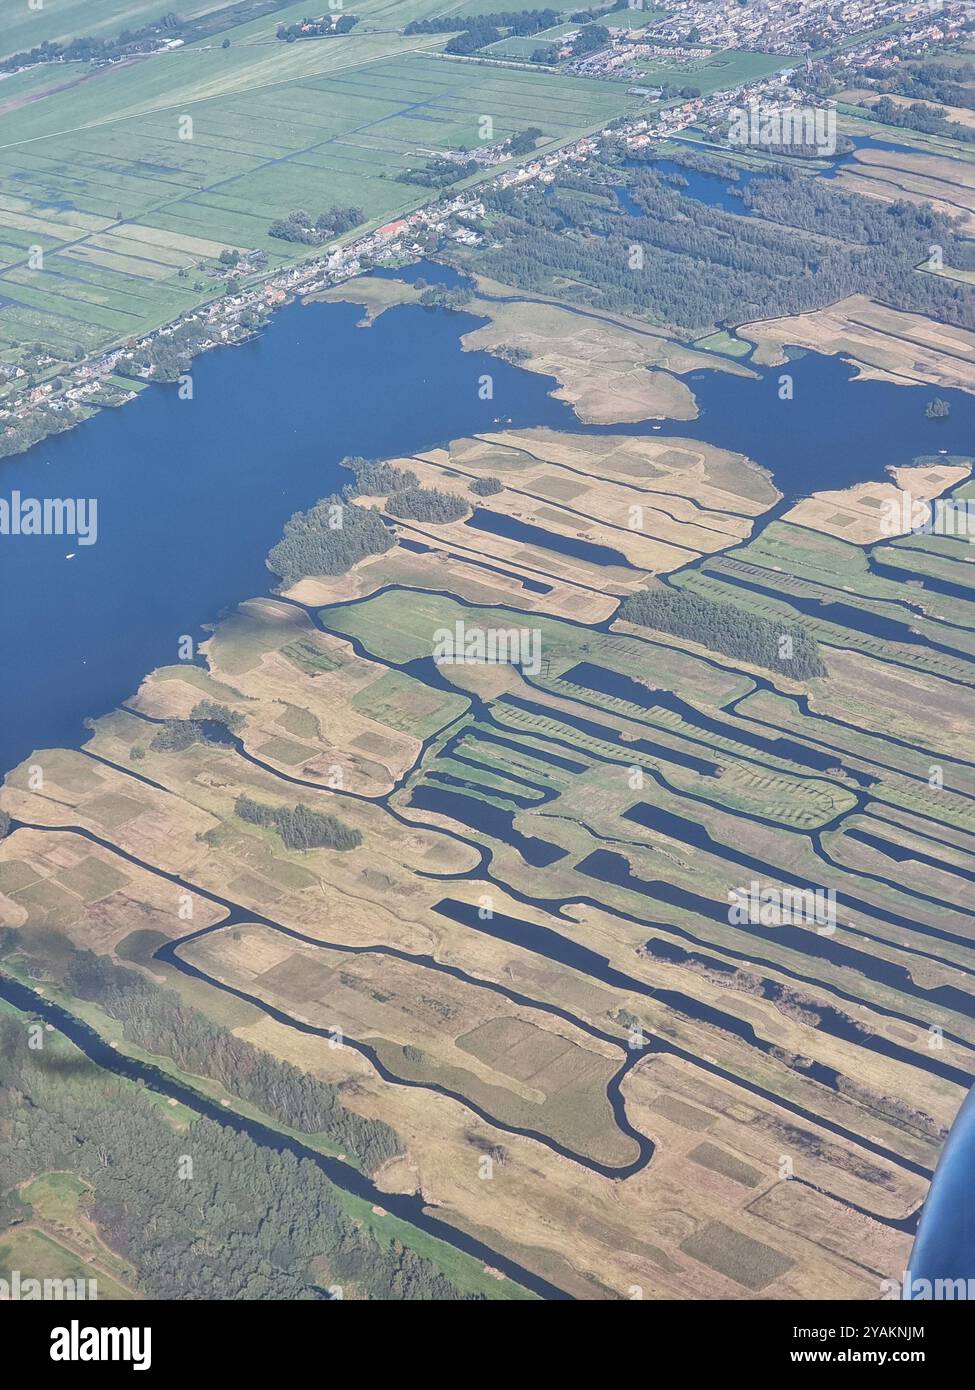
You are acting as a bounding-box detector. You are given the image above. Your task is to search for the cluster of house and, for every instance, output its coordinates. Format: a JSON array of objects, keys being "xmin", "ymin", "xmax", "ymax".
[
  {"xmin": 632, "ymin": 0, "xmax": 935, "ymax": 57},
  {"xmin": 4, "ymin": 0, "xmax": 972, "ymax": 440}
]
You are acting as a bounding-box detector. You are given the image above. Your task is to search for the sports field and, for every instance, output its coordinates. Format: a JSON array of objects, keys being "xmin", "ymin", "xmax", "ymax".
[{"xmin": 631, "ymin": 48, "xmax": 785, "ymax": 93}]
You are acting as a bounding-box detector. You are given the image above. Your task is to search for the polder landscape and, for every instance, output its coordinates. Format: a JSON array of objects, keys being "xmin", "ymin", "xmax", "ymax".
[{"xmin": 2, "ymin": 0, "xmax": 975, "ymax": 1312}]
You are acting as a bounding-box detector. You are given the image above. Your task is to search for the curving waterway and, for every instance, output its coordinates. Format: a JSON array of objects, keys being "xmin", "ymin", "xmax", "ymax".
[
  {"xmin": 3, "ymin": 270, "xmax": 975, "ymax": 776},
  {"xmin": 0, "ymin": 971, "xmax": 566, "ymax": 1299},
  {"xmin": 4, "ymin": 261, "xmax": 975, "ymax": 1290}
]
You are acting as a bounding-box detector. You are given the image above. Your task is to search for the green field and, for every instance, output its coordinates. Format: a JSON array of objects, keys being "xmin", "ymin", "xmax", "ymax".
[
  {"xmin": 0, "ymin": 2, "xmax": 795, "ymax": 372},
  {"xmin": 608, "ymin": 6, "xmax": 668, "ymax": 28},
  {"xmin": 633, "ymin": 48, "xmax": 786, "ymax": 93},
  {"xmin": 0, "ymin": 0, "xmax": 230, "ymax": 61},
  {"xmin": 0, "ymin": 2, "xmax": 635, "ymax": 363},
  {"xmin": 693, "ymin": 329, "xmax": 754, "ymax": 359}
]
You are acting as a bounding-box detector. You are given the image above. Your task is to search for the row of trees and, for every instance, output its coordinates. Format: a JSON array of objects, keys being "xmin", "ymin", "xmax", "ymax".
[
  {"xmin": 268, "ymin": 206, "xmax": 364, "ymax": 244},
  {"xmin": 404, "ymin": 9, "xmax": 558, "ymax": 36},
  {"xmin": 570, "ymin": 1, "xmax": 629, "ymax": 20},
  {"xmin": 236, "ymin": 795, "xmax": 363, "ymax": 851},
  {"xmin": 385, "ymin": 486, "xmax": 470, "ymax": 523},
  {"xmin": 620, "ymin": 587, "xmax": 826, "ymax": 680},
  {"xmin": 61, "ymin": 948, "xmax": 392, "ymax": 1169},
  {"xmin": 0, "ymin": 1011, "xmax": 475, "ymax": 1298},
  {"xmin": 1, "ymin": 12, "xmax": 184, "ymax": 71}
]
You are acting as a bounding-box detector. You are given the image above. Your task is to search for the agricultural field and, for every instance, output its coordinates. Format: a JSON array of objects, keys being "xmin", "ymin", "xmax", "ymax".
[
  {"xmin": 5, "ymin": 406, "xmax": 974, "ymax": 1296},
  {"xmin": 0, "ymin": 3, "xmax": 636, "ymax": 364},
  {"xmin": 0, "ymin": 0, "xmax": 232, "ymax": 61},
  {"xmin": 0, "ymin": 1171, "xmax": 140, "ymax": 1299}
]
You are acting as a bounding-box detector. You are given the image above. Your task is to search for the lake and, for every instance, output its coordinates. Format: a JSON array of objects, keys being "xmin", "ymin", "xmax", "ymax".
[{"xmin": 2, "ymin": 272, "xmax": 975, "ymax": 775}]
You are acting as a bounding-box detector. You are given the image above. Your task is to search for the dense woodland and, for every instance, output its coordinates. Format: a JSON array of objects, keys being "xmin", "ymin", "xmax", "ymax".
[
  {"xmin": 342, "ymin": 456, "xmax": 419, "ymax": 498},
  {"xmin": 267, "ymin": 495, "xmax": 394, "ymax": 586},
  {"xmin": 458, "ymin": 150, "xmax": 975, "ymax": 334},
  {"xmin": 0, "ymin": 1012, "xmax": 476, "ymax": 1299},
  {"xmin": 56, "ymin": 947, "xmax": 395, "ymax": 1170},
  {"xmin": 385, "ymin": 486, "xmax": 470, "ymax": 523},
  {"xmin": 621, "ymin": 588, "xmax": 826, "ymax": 680},
  {"xmin": 470, "ymin": 476, "xmax": 504, "ymax": 496},
  {"xmin": 858, "ymin": 59, "xmax": 975, "ymax": 113},
  {"xmin": 236, "ymin": 795, "xmax": 363, "ymax": 851}
]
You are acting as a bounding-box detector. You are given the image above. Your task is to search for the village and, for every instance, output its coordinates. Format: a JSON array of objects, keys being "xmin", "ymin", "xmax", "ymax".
[{"xmin": 0, "ymin": 0, "xmax": 971, "ymax": 458}]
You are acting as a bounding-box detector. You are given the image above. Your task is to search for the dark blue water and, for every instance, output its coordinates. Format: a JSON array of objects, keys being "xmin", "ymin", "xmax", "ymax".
[
  {"xmin": 409, "ymin": 783, "xmax": 567, "ymax": 866},
  {"xmin": 3, "ymin": 275, "xmax": 975, "ymax": 779},
  {"xmin": 624, "ymin": 136, "xmax": 931, "ymax": 214},
  {"xmin": 0, "ymin": 298, "xmax": 571, "ymax": 774},
  {"xmin": 372, "ymin": 260, "xmax": 471, "ymax": 289},
  {"xmin": 466, "ymin": 507, "xmax": 637, "ymax": 569},
  {"xmin": 667, "ymin": 353, "xmax": 975, "ymax": 488},
  {"xmin": 640, "ymin": 157, "xmax": 769, "ymax": 214}
]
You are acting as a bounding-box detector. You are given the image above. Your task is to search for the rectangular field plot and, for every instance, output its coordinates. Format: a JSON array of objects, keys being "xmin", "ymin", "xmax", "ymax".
[{"xmin": 0, "ymin": 38, "xmax": 638, "ymax": 354}]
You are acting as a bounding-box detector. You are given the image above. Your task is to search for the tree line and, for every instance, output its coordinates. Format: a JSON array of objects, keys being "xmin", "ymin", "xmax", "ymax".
[
  {"xmin": 385, "ymin": 486, "xmax": 470, "ymax": 523},
  {"xmin": 236, "ymin": 795, "xmax": 363, "ymax": 852},
  {"xmin": 1, "ymin": 12, "xmax": 185, "ymax": 72},
  {"xmin": 0, "ymin": 1010, "xmax": 478, "ymax": 1299},
  {"xmin": 620, "ymin": 587, "xmax": 826, "ymax": 680},
  {"xmin": 404, "ymin": 9, "xmax": 558, "ymax": 36}
]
